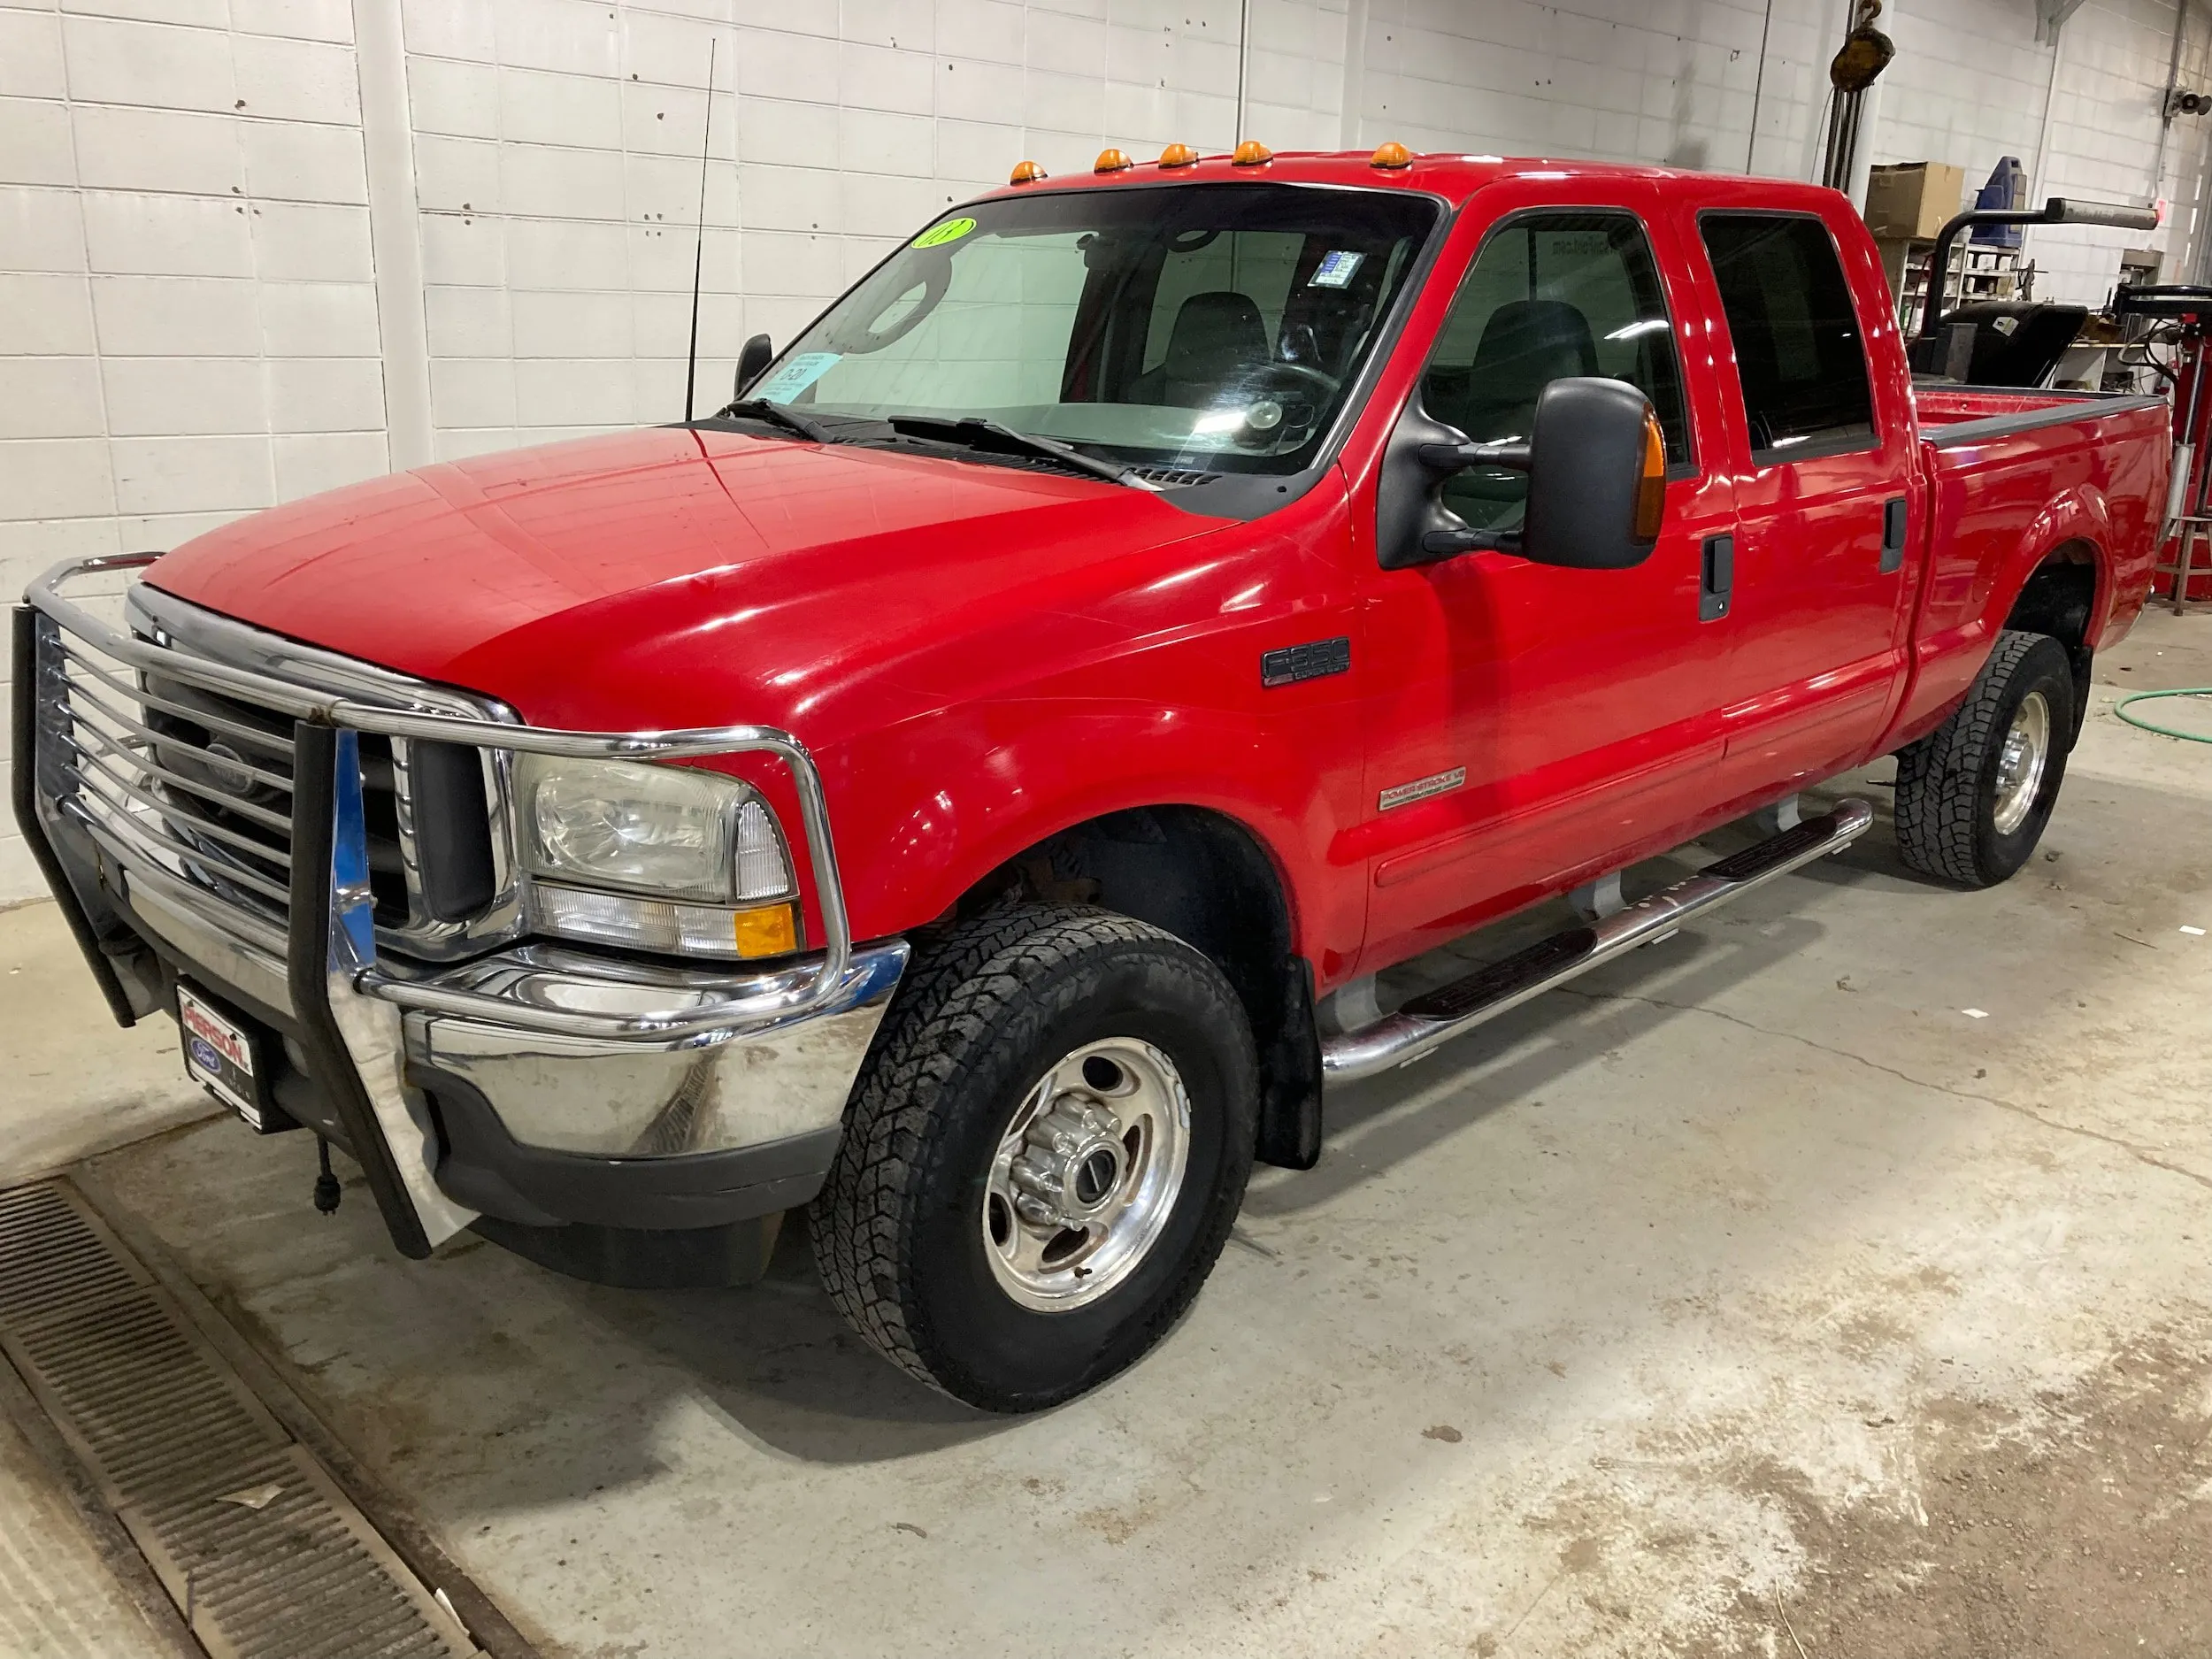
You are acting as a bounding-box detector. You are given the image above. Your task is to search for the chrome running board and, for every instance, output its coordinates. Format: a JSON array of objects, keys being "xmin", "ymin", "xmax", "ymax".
[{"xmin": 1321, "ymin": 798, "xmax": 1875, "ymax": 1083}]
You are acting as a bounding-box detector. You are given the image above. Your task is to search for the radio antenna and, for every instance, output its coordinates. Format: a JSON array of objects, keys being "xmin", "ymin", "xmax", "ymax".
[{"xmin": 682, "ymin": 37, "xmax": 718, "ymax": 424}]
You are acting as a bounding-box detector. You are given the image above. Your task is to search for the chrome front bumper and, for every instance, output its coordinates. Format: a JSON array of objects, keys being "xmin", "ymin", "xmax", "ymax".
[{"xmin": 14, "ymin": 555, "xmax": 903, "ymax": 1256}]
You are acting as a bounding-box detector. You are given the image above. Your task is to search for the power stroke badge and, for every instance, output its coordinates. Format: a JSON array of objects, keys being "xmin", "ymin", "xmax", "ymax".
[{"xmin": 1378, "ymin": 768, "xmax": 1467, "ymax": 811}]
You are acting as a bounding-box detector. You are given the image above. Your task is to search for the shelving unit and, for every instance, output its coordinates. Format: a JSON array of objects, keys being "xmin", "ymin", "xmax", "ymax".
[{"xmin": 1877, "ymin": 236, "xmax": 2028, "ymax": 329}]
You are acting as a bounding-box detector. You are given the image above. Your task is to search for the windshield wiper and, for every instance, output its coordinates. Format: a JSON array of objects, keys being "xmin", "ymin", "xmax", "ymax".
[
  {"xmin": 715, "ymin": 398, "xmax": 840, "ymax": 444},
  {"xmin": 887, "ymin": 416, "xmax": 1139, "ymax": 488}
]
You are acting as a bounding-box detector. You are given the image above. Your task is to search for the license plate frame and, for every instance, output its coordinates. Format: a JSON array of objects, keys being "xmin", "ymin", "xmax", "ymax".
[{"xmin": 178, "ymin": 983, "xmax": 284, "ymax": 1133}]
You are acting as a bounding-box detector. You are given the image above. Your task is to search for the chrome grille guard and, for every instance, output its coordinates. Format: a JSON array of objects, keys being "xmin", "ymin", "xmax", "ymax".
[
  {"xmin": 15, "ymin": 553, "xmax": 863, "ymax": 1257},
  {"xmin": 21, "ymin": 553, "xmax": 856, "ymax": 1033}
]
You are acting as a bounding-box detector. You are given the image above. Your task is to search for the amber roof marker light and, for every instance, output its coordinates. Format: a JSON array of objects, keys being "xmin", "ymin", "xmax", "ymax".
[
  {"xmin": 1232, "ymin": 140, "xmax": 1273, "ymax": 166},
  {"xmin": 1159, "ymin": 142, "xmax": 1198, "ymax": 167},
  {"xmin": 1094, "ymin": 148, "xmax": 1133, "ymax": 173},
  {"xmin": 1371, "ymin": 141, "xmax": 1413, "ymax": 169},
  {"xmin": 1010, "ymin": 158, "xmax": 1047, "ymax": 184}
]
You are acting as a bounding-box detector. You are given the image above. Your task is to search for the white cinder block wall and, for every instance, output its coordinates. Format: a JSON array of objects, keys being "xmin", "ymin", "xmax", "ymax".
[
  {"xmin": 4, "ymin": 0, "xmax": 2210, "ymax": 897},
  {"xmin": 3, "ymin": 0, "xmax": 390, "ymax": 895}
]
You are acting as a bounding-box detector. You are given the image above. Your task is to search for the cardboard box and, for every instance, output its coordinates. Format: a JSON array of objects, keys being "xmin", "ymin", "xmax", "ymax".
[{"xmin": 1863, "ymin": 162, "xmax": 1967, "ymax": 242}]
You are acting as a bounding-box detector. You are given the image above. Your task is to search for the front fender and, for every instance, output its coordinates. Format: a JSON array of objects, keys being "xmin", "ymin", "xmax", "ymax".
[{"xmin": 825, "ymin": 694, "xmax": 1368, "ymax": 984}]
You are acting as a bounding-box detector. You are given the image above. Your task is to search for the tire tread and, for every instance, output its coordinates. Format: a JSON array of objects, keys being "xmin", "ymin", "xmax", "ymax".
[
  {"xmin": 812, "ymin": 902, "xmax": 1253, "ymax": 1404},
  {"xmin": 1893, "ymin": 628, "xmax": 2068, "ymax": 887}
]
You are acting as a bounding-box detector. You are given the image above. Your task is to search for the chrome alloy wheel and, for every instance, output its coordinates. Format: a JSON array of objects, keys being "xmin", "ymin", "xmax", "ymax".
[
  {"xmin": 1992, "ymin": 688, "xmax": 2052, "ymax": 836},
  {"xmin": 981, "ymin": 1038, "xmax": 1192, "ymax": 1312}
]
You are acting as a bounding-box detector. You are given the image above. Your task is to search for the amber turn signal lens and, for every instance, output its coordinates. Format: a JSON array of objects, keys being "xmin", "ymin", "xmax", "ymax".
[
  {"xmin": 1159, "ymin": 142, "xmax": 1198, "ymax": 167},
  {"xmin": 732, "ymin": 901, "xmax": 799, "ymax": 958},
  {"xmin": 1232, "ymin": 139, "xmax": 1273, "ymax": 166},
  {"xmin": 1009, "ymin": 158, "xmax": 1048, "ymax": 184},
  {"xmin": 1370, "ymin": 141, "xmax": 1412, "ymax": 169},
  {"xmin": 1634, "ymin": 411, "xmax": 1667, "ymax": 542}
]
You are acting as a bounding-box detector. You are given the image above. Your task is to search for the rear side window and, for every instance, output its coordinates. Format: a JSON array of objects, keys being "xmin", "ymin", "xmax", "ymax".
[{"xmin": 1700, "ymin": 213, "xmax": 1876, "ymax": 461}]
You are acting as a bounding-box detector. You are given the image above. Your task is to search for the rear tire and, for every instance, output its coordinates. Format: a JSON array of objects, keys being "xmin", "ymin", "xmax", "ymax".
[
  {"xmin": 1893, "ymin": 629, "xmax": 2076, "ymax": 887},
  {"xmin": 812, "ymin": 902, "xmax": 1257, "ymax": 1411}
]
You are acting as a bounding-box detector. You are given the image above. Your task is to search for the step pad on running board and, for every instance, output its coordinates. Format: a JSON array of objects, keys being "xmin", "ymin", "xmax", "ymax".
[
  {"xmin": 0, "ymin": 1181, "xmax": 483, "ymax": 1659},
  {"xmin": 1698, "ymin": 810, "xmax": 1845, "ymax": 882},
  {"xmin": 1399, "ymin": 926, "xmax": 1599, "ymax": 1025}
]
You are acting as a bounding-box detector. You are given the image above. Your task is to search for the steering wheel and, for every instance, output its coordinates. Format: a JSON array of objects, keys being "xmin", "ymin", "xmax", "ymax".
[
  {"xmin": 1212, "ymin": 360, "xmax": 1340, "ymax": 447},
  {"xmin": 1242, "ymin": 360, "xmax": 1340, "ymax": 400}
]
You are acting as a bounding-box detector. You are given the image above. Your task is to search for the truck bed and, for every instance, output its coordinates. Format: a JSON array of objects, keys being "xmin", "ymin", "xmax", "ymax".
[
  {"xmin": 1912, "ymin": 381, "xmax": 2162, "ymax": 437},
  {"xmin": 1889, "ymin": 381, "xmax": 2170, "ymax": 744}
]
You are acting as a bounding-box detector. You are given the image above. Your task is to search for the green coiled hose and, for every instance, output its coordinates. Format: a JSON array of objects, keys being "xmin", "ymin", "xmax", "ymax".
[{"xmin": 2114, "ymin": 687, "xmax": 2212, "ymax": 744}]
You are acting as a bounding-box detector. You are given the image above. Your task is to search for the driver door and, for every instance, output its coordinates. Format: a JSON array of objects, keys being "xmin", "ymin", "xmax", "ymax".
[{"xmin": 1356, "ymin": 182, "xmax": 1738, "ymax": 970}]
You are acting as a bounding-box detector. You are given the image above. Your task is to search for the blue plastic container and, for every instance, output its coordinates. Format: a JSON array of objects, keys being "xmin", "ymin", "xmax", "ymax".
[{"xmin": 1970, "ymin": 157, "xmax": 2028, "ymax": 247}]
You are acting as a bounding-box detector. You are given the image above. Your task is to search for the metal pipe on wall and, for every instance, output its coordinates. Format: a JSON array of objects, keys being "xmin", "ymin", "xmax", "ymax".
[
  {"xmin": 1746, "ymin": 0, "xmax": 1778, "ymax": 173},
  {"xmin": 2027, "ymin": 20, "xmax": 2066, "ymax": 211},
  {"xmin": 1845, "ymin": 77, "xmax": 1884, "ymax": 208},
  {"xmin": 2151, "ymin": 0, "xmax": 2193, "ymax": 206}
]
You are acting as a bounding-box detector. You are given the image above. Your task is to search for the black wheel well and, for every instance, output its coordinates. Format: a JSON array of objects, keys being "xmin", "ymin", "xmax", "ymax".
[
  {"xmin": 2005, "ymin": 542, "xmax": 2096, "ymax": 649},
  {"xmin": 2003, "ymin": 542, "xmax": 2097, "ymax": 741},
  {"xmin": 951, "ymin": 805, "xmax": 1323, "ymax": 1170}
]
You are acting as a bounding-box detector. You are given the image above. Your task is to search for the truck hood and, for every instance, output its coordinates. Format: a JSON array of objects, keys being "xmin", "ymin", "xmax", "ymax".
[{"xmin": 146, "ymin": 426, "xmax": 1230, "ymax": 738}]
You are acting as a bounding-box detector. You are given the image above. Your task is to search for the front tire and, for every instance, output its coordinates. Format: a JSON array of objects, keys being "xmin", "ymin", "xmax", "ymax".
[
  {"xmin": 812, "ymin": 903, "xmax": 1258, "ymax": 1411},
  {"xmin": 1893, "ymin": 629, "xmax": 2077, "ymax": 887}
]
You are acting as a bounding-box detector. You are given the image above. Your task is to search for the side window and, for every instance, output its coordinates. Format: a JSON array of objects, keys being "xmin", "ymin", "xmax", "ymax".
[
  {"xmin": 1699, "ymin": 213, "xmax": 1876, "ymax": 461},
  {"xmin": 1422, "ymin": 212, "xmax": 1693, "ymax": 530}
]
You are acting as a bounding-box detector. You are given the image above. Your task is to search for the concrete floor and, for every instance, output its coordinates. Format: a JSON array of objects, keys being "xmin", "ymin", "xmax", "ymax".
[
  {"xmin": 5, "ymin": 610, "xmax": 2211, "ymax": 1658},
  {"xmin": 0, "ymin": 899, "xmax": 218, "ymax": 1188}
]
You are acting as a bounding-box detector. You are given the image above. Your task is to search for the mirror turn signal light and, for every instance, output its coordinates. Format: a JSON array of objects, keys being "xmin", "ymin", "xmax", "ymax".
[
  {"xmin": 1634, "ymin": 410, "xmax": 1667, "ymax": 542},
  {"xmin": 732, "ymin": 901, "xmax": 799, "ymax": 959},
  {"xmin": 1010, "ymin": 158, "xmax": 1048, "ymax": 184},
  {"xmin": 1159, "ymin": 142, "xmax": 1198, "ymax": 167},
  {"xmin": 1094, "ymin": 148, "xmax": 1133, "ymax": 173},
  {"xmin": 1232, "ymin": 139, "xmax": 1273, "ymax": 166},
  {"xmin": 1371, "ymin": 141, "xmax": 1412, "ymax": 169}
]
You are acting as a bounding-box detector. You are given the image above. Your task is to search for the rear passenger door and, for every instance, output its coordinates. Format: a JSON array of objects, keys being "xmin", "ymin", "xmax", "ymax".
[{"xmin": 1692, "ymin": 208, "xmax": 1920, "ymax": 805}]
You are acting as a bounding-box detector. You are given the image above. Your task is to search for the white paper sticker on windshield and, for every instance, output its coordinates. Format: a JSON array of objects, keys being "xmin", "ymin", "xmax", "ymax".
[
  {"xmin": 751, "ymin": 352, "xmax": 841, "ymax": 403},
  {"xmin": 1309, "ymin": 250, "xmax": 1365, "ymax": 288}
]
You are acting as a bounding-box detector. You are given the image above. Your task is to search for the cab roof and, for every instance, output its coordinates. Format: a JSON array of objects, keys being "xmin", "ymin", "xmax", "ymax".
[{"xmin": 975, "ymin": 149, "xmax": 1838, "ymax": 213}]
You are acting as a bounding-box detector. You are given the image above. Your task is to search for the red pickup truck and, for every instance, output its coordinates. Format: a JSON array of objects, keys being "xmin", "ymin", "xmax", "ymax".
[{"xmin": 17, "ymin": 150, "xmax": 2168, "ymax": 1411}]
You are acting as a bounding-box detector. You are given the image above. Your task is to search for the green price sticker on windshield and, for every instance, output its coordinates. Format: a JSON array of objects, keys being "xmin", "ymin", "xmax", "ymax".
[{"xmin": 911, "ymin": 216, "xmax": 977, "ymax": 249}]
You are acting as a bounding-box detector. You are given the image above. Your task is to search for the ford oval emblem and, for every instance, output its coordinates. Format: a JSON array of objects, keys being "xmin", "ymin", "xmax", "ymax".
[
  {"xmin": 200, "ymin": 742, "xmax": 257, "ymax": 796},
  {"xmin": 188, "ymin": 1036, "xmax": 223, "ymax": 1072}
]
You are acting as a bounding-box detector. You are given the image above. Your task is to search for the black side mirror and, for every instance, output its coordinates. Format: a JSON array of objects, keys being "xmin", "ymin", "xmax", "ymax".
[
  {"xmin": 735, "ymin": 334, "xmax": 772, "ymax": 399},
  {"xmin": 1382, "ymin": 377, "xmax": 1664, "ymax": 571},
  {"xmin": 1520, "ymin": 378, "xmax": 1665, "ymax": 569}
]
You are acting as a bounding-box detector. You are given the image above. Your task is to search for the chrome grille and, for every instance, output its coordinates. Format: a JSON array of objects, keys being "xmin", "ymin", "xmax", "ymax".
[
  {"xmin": 35, "ymin": 618, "xmax": 298, "ymax": 931},
  {"xmin": 28, "ymin": 579, "xmax": 518, "ymax": 962}
]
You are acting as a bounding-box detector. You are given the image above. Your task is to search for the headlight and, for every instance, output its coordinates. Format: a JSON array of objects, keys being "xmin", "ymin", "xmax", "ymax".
[
  {"xmin": 519, "ymin": 756, "xmax": 789, "ymax": 902},
  {"xmin": 517, "ymin": 756, "xmax": 799, "ymax": 958}
]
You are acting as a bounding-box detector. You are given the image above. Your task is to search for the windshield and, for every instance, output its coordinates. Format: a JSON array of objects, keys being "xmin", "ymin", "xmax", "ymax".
[{"xmin": 749, "ymin": 183, "xmax": 1440, "ymax": 477}]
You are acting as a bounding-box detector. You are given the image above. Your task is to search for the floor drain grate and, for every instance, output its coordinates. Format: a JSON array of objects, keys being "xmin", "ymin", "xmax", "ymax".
[{"xmin": 0, "ymin": 1180, "xmax": 482, "ymax": 1659}]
